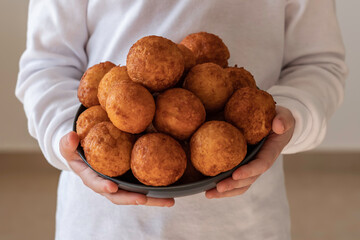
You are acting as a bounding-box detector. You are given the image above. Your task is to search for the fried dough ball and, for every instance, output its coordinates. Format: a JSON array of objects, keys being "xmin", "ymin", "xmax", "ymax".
[
  {"xmin": 106, "ymin": 82, "xmax": 155, "ymax": 134},
  {"xmin": 97, "ymin": 66, "xmax": 132, "ymax": 109},
  {"xmin": 131, "ymin": 133, "xmax": 187, "ymax": 186},
  {"xmin": 78, "ymin": 61, "xmax": 116, "ymax": 107},
  {"xmin": 82, "ymin": 122, "xmax": 134, "ymax": 177},
  {"xmin": 127, "ymin": 35, "xmax": 184, "ymax": 92},
  {"xmin": 154, "ymin": 88, "xmax": 206, "ymax": 140},
  {"xmin": 190, "ymin": 121, "xmax": 247, "ymax": 177},
  {"xmin": 225, "ymin": 87, "xmax": 276, "ymax": 144},
  {"xmin": 225, "ymin": 66, "xmax": 257, "ymax": 90},
  {"xmin": 180, "ymin": 32, "xmax": 230, "ymax": 67},
  {"xmin": 177, "ymin": 44, "xmax": 196, "ymax": 73},
  {"xmin": 76, "ymin": 105, "xmax": 110, "ymax": 144},
  {"xmin": 183, "ymin": 63, "xmax": 233, "ymax": 112}
]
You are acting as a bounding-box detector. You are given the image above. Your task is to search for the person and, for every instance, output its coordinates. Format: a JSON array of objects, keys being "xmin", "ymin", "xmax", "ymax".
[{"xmin": 16, "ymin": 0, "xmax": 347, "ymax": 239}]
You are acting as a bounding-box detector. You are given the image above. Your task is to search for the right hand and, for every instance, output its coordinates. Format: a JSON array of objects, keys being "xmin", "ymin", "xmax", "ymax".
[{"xmin": 59, "ymin": 131, "xmax": 175, "ymax": 207}]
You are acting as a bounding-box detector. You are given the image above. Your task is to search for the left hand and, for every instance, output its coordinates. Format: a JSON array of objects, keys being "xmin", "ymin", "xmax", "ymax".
[
  {"xmin": 60, "ymin": 131, "xmax": 175, "ymax": 207},
  {"xmin": 205, "ymin": 106, "xmax": 295, "ymax": 199}
]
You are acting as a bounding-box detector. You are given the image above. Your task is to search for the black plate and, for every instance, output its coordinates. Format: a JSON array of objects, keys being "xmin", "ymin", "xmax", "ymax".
[{"xmin": 73, "ymin": 104, "xmax": 265, "ymax": 198}]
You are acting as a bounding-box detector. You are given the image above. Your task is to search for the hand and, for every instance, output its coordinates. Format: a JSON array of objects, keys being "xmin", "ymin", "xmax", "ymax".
[
  {"xmin": 205, "ymin": 106, "xmax": 295, "ymax": 199},
  {"xmin": 59, "ymin": 131, "xmax": 175, "ymax": 207}
]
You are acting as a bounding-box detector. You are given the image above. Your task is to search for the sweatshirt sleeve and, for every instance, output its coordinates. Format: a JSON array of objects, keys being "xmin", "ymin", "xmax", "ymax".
[
  {"xmin": 16, "ymin": 0, "xmax": 89, "ymax": 170},
  {"xmin": 267, "ymin": 0, "xmax": 348, "ymax": 154}
]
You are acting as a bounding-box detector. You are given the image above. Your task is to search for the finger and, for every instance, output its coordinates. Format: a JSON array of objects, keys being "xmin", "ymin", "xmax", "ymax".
[
  {"xmin": 233, "ymin": 127, "xmax": 287, "ymax": 181},
  {"xmin": 272, "ymin": 117, "xmax": 285, "ymax": 135},
  {"xmin": 102, "ymin": 190, "xmax": 148, "ymax": 205},
  {"xmin": 59, "ymin": 131, "xmax": 81, "ymax": 161},
  {"xmin": 272, "ymin": 106, "xmax": 295, "ymax": 135},
  {"xmin": 232, "ymin": 151, "xmax": 276, "ymax": 180},
  {"xmin": 103, "ymin": 191, "xmax": 175, "ymax": 207},
  {"xmin": 74, "ymin": 163, "xmax": 119, "ymax": 194},
  {"xmin": 206, "ymin": 186, "xmax": 250, "ymax": 199},
  {"xmin": 144, "ymin": 197, "xmax": 175, "ymax": 207},
  {"xmin": 216, "ymin": 175, "xmax": 260, "ymax": 193}
]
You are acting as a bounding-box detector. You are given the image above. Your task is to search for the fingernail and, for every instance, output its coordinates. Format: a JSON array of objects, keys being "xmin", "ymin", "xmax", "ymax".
[
  {"xmin": 279, "ymin": 123, "xmax": 285, "ymax": 133},
  {"xmin": 277, "ymin": 118, "xmax": 285, "ymax": 133}
]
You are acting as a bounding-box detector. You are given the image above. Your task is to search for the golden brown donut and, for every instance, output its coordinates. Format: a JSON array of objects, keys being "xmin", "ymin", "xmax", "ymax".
[
  {"xmin": 180, "ymin": 32, "xmax": 230, "ymax": 67},
  {"xmin": 183, "ymin": 62, "xmax": 233, "ymax": 112},
  {"xmin": 225, "ymin": 66, "xmax": 257, "ymax": 90},
  {"xmin": 225, "ymin": 87, "xmax": 276, "ymax": 144},
  {"xmin": 126, "ymin": 35, "xmax": 184, "ymax": 92},
  {"xmin": 190, "ymin": 121, "xmax": 247, "ymax": 176},
  {"xmin": 76, "ymin": 105, "xmax": 110, "ymax": 144},
  {"xmin": 78, "ymin": 61, "xmax": 116, "ymax": 108},
  {"xmin": 82, "ymin": 122, "xmax": 134, "ymax": 177},
  {"xmin": 177, "ymin": 44, "xmax": 196, "ymax": 73},
  {"xmin": 131, "ymin": 133, "xmax": 187, "ymax": 186},
  {"xmin": 154, "ymin": 88, "xmax": 206, "ymax": 140},
  {"xmin": 106, "ymin": 82, "xmax": 155, "ymax": 134},
  {"xmin": 97, "ymin": 66, "xmax": 132, "ymax": 109}
]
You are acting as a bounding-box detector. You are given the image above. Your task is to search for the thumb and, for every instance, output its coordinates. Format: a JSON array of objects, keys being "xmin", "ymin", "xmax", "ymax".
[
  {"xmin": 59, "ymin": 131, "xmax": 81, "ymax": 161},
  {"xmin": 272, "ymin": 106, "xmax": 295, "ymax": 135}
]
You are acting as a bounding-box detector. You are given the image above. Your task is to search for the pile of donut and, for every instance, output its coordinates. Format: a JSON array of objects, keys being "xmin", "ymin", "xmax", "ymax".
[{"xmin": 76, "ymin": 32, "xmax": 276, "ymax": 187}]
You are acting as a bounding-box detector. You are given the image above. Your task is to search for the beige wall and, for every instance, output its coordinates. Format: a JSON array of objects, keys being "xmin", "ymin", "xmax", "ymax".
[
  {"xmin": 0, "ymin": 1, "xmax": 359, "ymax": 153},
  {"xmin": 0, "ymin": 1, "xmax": 39, "ymax": 152}
]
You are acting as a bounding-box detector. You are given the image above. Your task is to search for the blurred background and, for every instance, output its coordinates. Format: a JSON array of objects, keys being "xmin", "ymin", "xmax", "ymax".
[{"xmin": 0, "ymin": 1, "xmax": 359, "ymax": 239}]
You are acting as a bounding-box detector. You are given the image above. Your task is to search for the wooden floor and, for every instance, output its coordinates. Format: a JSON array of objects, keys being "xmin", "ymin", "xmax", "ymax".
[
  {"xmin": 0, "ymin": 152, "xmax": 359, "ymax": 239},
  {"xmin": 283, "ymin": 152, "xmax": 360, "ymax": 240}
]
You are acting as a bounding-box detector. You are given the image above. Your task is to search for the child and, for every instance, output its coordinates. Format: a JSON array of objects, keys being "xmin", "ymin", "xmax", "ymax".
[{"xmin": 16, "ymin": 0, "xmax": 347, "ymax": 239}]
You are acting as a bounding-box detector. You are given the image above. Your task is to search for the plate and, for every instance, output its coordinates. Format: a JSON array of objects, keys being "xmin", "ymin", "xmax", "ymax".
[{"xmin": 73, "ymin": 104, "xmax": 265, "ymax": 198}]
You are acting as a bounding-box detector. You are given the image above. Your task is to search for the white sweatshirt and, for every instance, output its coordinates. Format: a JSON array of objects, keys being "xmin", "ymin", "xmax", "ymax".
[{"xmin": 16, "ymin": 0, "xmax": 347, "ymax": 239}]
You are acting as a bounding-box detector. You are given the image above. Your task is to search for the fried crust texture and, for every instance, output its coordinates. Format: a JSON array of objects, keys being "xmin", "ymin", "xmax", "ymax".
[
  {"xmin": 154, "ymin": 88, "xmax": 206, "ymax": 140},
  {"xmin": 106, "ymin": 82, "xmax": 155, "ymax": 134},
  {"xmin": 225, "ymin": 87, "xmax": 276, "ymax": 144},
  {"xmin": 83, "ymin": 122, "xmax": 134, "ymax": 177},
  {"xmin": 225, "ymin": 66, "xmax": 257, "ymax": 90},
  {"xmin": 131, "ymin": 133, "xmax": 187, "ymax": 186},
  {"xmin": 183, "ymin": 63, "xmax": 233, "ymax": 112},
  {"xmin": 97, "ymin": 66, "xmax": 132, "ymax": 109},
  {"xmin": 127, "ymin": 35, "xmax": 184, "ymax": 92},
  {"xmin": 78, "ymin": 61, "xmax": 116, "ymax": 107},
  {"xmin": 180, "ymin": 32, "xmax": 230, "ymax": 67},
  {"xmin": 76, "ymin": 105, "xmax": 110, "ymax": 144},
  {"xmin": 190, "ymin": 121, "xmax": 247, "ymax": 176}
]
